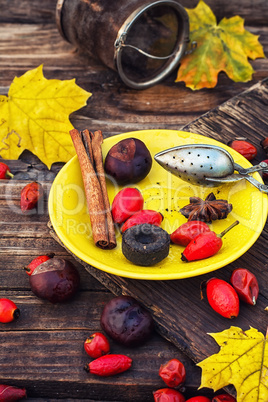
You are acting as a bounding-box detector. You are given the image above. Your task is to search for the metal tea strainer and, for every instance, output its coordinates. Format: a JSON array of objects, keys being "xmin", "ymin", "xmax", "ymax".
[
  {"xmin": 154, "ymin": 144, "xmax": 268, "ymax": 193},
  {"xmin": 56, "ymin": 0, "xmax": 191, "ymax": 89}
]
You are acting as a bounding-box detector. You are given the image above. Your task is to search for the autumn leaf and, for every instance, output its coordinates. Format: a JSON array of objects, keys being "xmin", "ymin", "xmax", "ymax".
[
  {"xmin": 197, "ymin": 326, "xmax": 268, "ymax": 402},
  {"xmin": 175, "ymin": 0, "xmax": 265, "ymax": 90},
  {"xmin": 0, "ymin": 65, "xmax": 91, "ymax": 168}
]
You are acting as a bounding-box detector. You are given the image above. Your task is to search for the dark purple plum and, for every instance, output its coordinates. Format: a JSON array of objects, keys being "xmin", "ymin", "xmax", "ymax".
[
  {"xmin": 100, "ymin": 295, "xmax": 154, "ymax": 347},
  {"xmin": 29, "ymin": 258, "xmax": 80, "ymax": 303},
  {"xmin": 104, "ymin": 138, "xmax": 152, "ymax": 185}
]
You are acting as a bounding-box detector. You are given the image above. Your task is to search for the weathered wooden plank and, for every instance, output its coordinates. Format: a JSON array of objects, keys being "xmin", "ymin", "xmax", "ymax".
[
  {"xmin": 0, "ymin": 204, "xmax": 50, "ymax": 223},
  {"xmin": 0, "ymin": 235, "xmax": 63, "ymax": 252},
  {"xmin": 1, "ymin": 0, "xmax": 267, "ymax": 26},
  {"xmin": 0, "ymin": 1, "xmax": 267, "ymax": 399},
  {"xmin": 49, "ymin": 79, "xmax": 268, "ymax": 366},
  {"xmin": 26, "ymin": 400, "xmax": 122, "ymax": 402},
  {"xmin": 51, "ymin": 226, "xmax": 268, "ymax": 362},
  {"xmin": 0, "ymin": 306, "xmax": 203, "ymax": 400},
  {"xmin": 0, "ymin": 181, "xmax": 52, "ymax": 197},
  {"xmin": 182, "ymin": 79, "xmax": 268, "ymax": 160},
  {"xmin": 0, "ymin": 291, "xmax": 115, "ymax": 330},
  {"xmin": 0, "ymin": 23, "xmax": 267, "ymax": 139},
  {"xmin": 15, "ymin": 396, "xmax": 130, "ymax": 402},
  {"xmin": 0, "ymin": 219, "xmax": 49, "ymax": 232},
  {"xmin": 0, "ymin": 251, "xmax": 102, "ymax": 291},
  {"xmin": 0, "ymin": 330, "xmax": 199, "ymax": 400}
]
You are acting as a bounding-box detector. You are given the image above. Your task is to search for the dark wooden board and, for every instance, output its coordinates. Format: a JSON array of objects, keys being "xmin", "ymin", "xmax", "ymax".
[
  {"xmin": 0, "ymin": 310, "xmax": 200, "ymax": 400},
  {"xmin": 0, "ymin": 12, "xmax": 267, "ymax": 138},
  {"xmin": 0, "ymin": 180, "xmax": 207, "ymax": 401},
  {"xmin": 50, "ymin": 78, "xmax": 268, "ymax": 365},
  {"xmin": 1, "ymin": 0, "xmax": 268, "ymax": 399},
  {"xmin": 1, "ymin": 0, "xmax": 267, "ymax": 25}
]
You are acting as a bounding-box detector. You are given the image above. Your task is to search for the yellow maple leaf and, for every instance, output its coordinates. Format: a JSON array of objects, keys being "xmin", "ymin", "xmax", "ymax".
[
  {"xmin": 0, "ymin": 65, "xmax": 91, "ymax": 168},
  {"xmin": 175, "ymin": 0, "xmax": 265, "ymax": 90},
  {"xmin": 197, "ymin": 326, "xmax": 268, "ymax": 402}
]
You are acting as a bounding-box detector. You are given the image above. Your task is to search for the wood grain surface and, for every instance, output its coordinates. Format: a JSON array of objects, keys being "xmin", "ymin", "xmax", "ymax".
[
  {"xmin": 1, "ymin": 0, "xmax": 267, "ymax": 138},
  {"xmin": 0, "ymin": 0, "xmax": 268, "ymax": 400},
  {"xmin": 0, "ymin": 178, "xmax": 205, "ymax": 401},
  {"xmin": 50, "ymin": 78, "xmax": 268, "ymax": 364}
]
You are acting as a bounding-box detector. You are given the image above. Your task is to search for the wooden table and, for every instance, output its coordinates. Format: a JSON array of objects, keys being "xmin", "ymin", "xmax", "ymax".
[{"xmin": 0, "ymin": 0, "xmax": 267, "ymax": 400}]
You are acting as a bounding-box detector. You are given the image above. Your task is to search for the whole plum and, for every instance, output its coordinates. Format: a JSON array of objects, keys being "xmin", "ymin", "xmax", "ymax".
[
  {"xmin": 104, "ymin": 138, "xmax": 152, "ymax": 185},
  {"xmin": 100, "ymin": 295, "xmax": 154, "ymax": 347}
]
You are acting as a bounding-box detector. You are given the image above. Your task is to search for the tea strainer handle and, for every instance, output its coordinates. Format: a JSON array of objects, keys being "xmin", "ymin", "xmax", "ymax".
[{"xmin": 115, "ymin": 32, "xmax": 196, "ymax": 60}]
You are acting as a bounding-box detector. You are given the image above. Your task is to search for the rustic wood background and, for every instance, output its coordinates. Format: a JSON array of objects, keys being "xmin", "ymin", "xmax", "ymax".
[
  {"xmin": 0, "ymin": 0, "xmax": 267, "ymax": 400},
  {"xmin": 50, "ymin": 78, "xmax": 268, "ymax": 364}
]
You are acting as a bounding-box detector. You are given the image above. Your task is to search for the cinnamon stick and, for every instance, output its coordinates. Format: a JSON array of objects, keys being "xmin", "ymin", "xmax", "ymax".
[
  {"xmin": 70, "ymin": 128, "xmax": 116, "ymax": 249},
  {"xmin": 81, "ymin": 129, "xmax": 94, "ymax": 166},
  {"xmin": 90, "ymin": 130, "xmax": 117, "ymax": 248}
]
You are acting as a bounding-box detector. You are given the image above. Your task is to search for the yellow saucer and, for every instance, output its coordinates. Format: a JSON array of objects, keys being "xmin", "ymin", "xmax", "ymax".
[{"xmin": 48, "ymin": 130, "xmax": 267, "ymax": 280}]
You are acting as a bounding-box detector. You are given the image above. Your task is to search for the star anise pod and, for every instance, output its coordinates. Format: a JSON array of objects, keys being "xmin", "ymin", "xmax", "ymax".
[{"xmin": 180, "ymin": 192, "xmax": 232, "ymax": 223}]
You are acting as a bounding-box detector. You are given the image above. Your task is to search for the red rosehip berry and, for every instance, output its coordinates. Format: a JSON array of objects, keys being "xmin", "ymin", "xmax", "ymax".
[
  {"xmin": 206, "ymin": 278, "xmax": 239, "ymax": 319},
  {"xmin": 260, "ymin": 137, "xmax": 268, "ymax": 153},
  {"xmin": 181, "ymin": 221, "xmax": 239, "ymax": 262},
  {"xmin": 0, "ymin": 162, "xmax": 13, "ymax": 179},
  {"xmin": 84, "ymin": 332, "xmax": 110, "ymax": 358},
  {"xmin": 0, "ymin": 384, "xmax": 27, "ymax": 401},
  {"xmin": 153, "ymin": 388, "xmax": 186, "ymax": 402},
  {"xmin": 230, "ymin": 268, "xmax": 259, "ymax": 306},
  {"xmin": 227, "ymin": 139, "xmax": 257, "ymax": 161},
  {"xmin": 212, "ymin": 394, "xmax": 236, "ymax": 402},
  {"xmin": 24, "ymin": 254, "xmax": 54, "ymax": 276},
  {"xmin": 121, "ymin": 209, "xmax": 163, "ymax": 233},
  {"xmin": 84, "ymin": 354, "xmax": 132, "ymax": 377},
  {"xmin": 171, "ymin": 221, "xmax": 211, "ymax": 246},
  {"xmin": 20, "ymin": 182, "xmax": 44, "ymax": 212},
  {"xmin": 111, "ymin": 187, "xmax": 144, "ymax": 224},
  {"xmin": 261, "ymin": 159, "xmax": 268, "ymax": 180},
  {"xmin": 0, "ymin": 298, "xmax": 20, "ymax": 323},
  {"xmin": 159, "ymin": 358, "xmax": 186, "ymax": 388}
]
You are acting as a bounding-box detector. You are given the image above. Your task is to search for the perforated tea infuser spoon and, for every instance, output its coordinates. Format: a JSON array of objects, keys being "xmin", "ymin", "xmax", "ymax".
[{"xmin": 154, "ymin": 144, "xmax": 268, "ymax": 193}]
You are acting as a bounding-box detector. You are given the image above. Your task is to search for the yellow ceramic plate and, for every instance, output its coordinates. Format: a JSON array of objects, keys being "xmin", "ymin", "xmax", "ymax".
[{"xmin": 48, "ymin": 130, "xmax": 268, "ymax": 280}]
